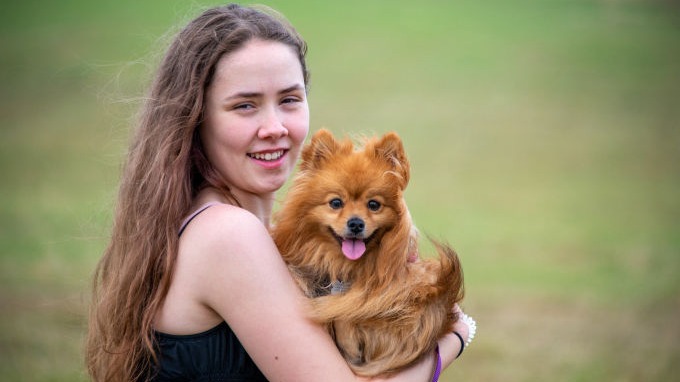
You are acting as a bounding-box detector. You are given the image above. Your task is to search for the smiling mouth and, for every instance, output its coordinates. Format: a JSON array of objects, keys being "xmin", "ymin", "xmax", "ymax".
[{"xmin": 247, "ymin": 150, "xmax": 286, "ymax": 161}]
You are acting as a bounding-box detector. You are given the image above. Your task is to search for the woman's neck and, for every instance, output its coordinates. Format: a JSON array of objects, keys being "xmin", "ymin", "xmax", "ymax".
[
  {"xmin": 236, "ymin": 193, "xmax": 275, "ymax": 228},
  {"xmin": 195, "ymin": 187, "xmax": 275, "ymax": 228}
]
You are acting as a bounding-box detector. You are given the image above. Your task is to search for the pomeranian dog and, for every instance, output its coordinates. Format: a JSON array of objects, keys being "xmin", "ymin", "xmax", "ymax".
[{"xmin": 272, "ymin": 129, "xmax": 464, "ymax": 376}]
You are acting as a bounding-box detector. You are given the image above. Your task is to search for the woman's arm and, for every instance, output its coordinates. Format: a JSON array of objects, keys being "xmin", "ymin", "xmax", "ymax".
[
  {"xmin": 364, "ymin": 311, "xmax": 472, "ymax": 382},
  {"xmin": 186, "ymin": 205, "xmax": 460, "ymax": 381}
]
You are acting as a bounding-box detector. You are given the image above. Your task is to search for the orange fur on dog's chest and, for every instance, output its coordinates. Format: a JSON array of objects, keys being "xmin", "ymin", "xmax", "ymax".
[{"xmin": 272, "ymin": 129, "xmax": 464, "ymax": 376}]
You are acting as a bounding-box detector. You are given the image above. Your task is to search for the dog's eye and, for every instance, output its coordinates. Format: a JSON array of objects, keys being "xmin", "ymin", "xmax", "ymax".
[
  {"xmin": 367, "ymin": 200, "xmax": 381, "ymax": 211},
  {"xmin": 329, "ymin": 198, "xmax": 344, "ymax": 209}
]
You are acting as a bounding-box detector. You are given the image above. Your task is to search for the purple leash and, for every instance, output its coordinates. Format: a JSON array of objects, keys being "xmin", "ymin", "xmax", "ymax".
[{"xmin": 432, "ymin": 345, "xmax": 442, "ymax": 382}]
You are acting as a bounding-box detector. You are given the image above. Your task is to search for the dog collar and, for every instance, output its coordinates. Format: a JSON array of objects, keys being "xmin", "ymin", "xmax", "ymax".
[{"xmin": 330, "ymin": 280, "xmax": 351, "ymax": 295}]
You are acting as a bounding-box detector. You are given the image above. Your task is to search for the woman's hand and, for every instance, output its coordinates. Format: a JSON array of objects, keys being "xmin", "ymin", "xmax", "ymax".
[
  {"xmin": 452, "ymin": 304, "xmax": 470, "ymax": 342},
  {"xmin": 451, "ymin": 304, "xmax": 477, "ymax": 357}
]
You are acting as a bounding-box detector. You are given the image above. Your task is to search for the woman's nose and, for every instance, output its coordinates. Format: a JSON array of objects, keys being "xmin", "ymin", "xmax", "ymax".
[{"xmin": 258, "ymin": 108, "xmax": 288, "ymax": 140}]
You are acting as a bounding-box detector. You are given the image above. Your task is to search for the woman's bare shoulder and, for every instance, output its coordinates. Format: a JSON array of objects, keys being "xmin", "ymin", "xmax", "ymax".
[
  {"xmin": 175, "ymin": 203, "xmax": 282, "ymax": 293},
  {"xmin": 181, "ymin": 204, "xmax": 269, "ymax": 248}
]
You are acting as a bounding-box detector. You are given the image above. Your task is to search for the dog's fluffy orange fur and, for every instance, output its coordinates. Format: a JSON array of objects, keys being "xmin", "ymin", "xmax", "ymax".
[{"xmin": 272, "ymin": 129, "xmax": 464, "ymax": 376}]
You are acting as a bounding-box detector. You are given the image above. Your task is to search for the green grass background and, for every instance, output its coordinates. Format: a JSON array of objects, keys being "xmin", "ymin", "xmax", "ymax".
[{"xmin": 1, "ymin": 0, "xmax": 679, "ymax": 380}]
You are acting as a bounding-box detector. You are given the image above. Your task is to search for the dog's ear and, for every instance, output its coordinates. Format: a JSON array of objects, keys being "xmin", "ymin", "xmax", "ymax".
[
  {"xmin": 300, "ymin": 129, "xmax": 339, "ymax": 170},
  {"xmin": 374, "ymin": 132, "xmax": 410, "ymax": 187}
]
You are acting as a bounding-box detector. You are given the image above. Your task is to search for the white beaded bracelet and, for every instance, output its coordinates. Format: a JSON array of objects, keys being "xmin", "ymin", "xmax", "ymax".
[{"xmin": 459, "ymin": 312, "xmax": 477, "ymax": 347}]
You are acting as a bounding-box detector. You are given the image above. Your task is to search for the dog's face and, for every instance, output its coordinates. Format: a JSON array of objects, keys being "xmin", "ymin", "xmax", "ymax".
[
  {"xmin": 321, "ymin": 178, "xmax": 396, "ymax": 261},
  {"xmin": 295, "ymin": 129, "xmax": 410, "ymax": 262}
]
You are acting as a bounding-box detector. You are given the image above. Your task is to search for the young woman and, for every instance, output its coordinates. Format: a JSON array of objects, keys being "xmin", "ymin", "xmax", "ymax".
[{"xmin": 86, "ymin": 4, "xmax": 474, "ymax": 381}]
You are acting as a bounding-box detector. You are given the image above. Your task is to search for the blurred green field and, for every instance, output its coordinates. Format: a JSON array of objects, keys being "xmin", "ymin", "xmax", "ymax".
[{"xmin": 1, "ymin": 0, "xmax": 679, "ymax": 381}]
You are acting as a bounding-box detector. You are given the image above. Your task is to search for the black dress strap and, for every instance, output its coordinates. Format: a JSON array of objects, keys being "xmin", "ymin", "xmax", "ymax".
[{"xmin": 178, "ymin": 202, "xmax": 221, "ymax": 236}]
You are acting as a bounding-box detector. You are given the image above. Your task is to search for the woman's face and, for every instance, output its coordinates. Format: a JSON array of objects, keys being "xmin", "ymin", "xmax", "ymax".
[{"xmin": 200, "ymin": 39, "xmax": 309, "ymax": 198}]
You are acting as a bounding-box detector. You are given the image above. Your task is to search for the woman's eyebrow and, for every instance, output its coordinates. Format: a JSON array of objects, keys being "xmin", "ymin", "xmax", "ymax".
[
  {"xmin": 223, "ymin": 91, "xmax": 261, "ymax": 101},
  {"xmin": 222, "ymin": 84, "xmax": 304, "ymax": 102},
  {"xmin": 278, "ymin": 84, "xmax": 305, "ymax": 94}
]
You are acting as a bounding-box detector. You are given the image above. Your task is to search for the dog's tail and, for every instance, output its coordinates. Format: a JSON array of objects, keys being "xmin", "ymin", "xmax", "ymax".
[{"xmin": 430, "ymin": 238, "xmax": 465, "ymax": 311}]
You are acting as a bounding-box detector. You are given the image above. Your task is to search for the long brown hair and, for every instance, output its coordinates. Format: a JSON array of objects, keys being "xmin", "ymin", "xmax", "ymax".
[{"xmin": 86, "ymin": 4, "xmax": 309, "ymax": 381}]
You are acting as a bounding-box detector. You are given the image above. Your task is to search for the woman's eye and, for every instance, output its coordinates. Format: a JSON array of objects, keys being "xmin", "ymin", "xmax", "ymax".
[
  {"xmin": 367, "ymin": 200, "xmax": 381, "ymax": 211},
  {"xmin": 281, "ymin": 96, "xmax": 301, "ymax": 105},
  {"xmin": 234, "ymin": 103, "xmax": 255, "ymax": 110},
  {"xmin": 329, "ymin": 198, "xmax": 344, "ymax": 209}
]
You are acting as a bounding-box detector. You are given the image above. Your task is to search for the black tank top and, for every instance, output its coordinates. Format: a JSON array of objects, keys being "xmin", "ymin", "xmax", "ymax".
[
  {"xmin": 151, "ymin": 322, "xmax": 267, "ymax": 381},
  {"xmin": 149, "ymin": 203, "xmax": 267, "ymax": 381}
]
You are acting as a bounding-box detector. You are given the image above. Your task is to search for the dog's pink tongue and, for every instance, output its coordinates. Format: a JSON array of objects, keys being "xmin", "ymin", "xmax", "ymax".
[{"xmin": 342, "ymin": 239, "xmax": 366, "ymax": 260}]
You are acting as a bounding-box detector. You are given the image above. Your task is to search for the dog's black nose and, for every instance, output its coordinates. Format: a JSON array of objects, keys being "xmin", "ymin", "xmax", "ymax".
[{"xmin": 347, "ymin": 217, "xmax": 365, "ymax": 234}]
